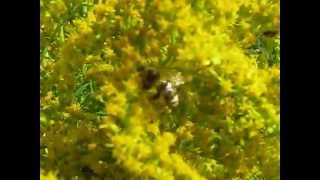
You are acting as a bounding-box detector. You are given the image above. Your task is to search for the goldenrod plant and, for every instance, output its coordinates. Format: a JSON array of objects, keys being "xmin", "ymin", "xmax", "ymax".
[{"xmin": 40, "ymin": 0, "xmax": 280, "ymax": 179}]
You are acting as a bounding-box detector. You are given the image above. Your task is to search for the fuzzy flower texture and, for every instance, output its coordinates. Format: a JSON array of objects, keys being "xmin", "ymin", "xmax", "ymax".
[{"xmin": 41, "ymin": 0, "xmax": 280, "ymax": 179}]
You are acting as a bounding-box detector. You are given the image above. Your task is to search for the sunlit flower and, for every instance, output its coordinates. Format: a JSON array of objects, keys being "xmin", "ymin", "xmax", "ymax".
[{"xmin": 41, "ymin": 0, "xmax": 280, "ymax": 179}]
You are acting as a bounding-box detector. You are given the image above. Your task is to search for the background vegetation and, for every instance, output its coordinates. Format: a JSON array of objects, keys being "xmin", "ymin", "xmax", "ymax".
[{"xmin": 40, "ymin": 0, "xmax": 280, "ymax": 179}]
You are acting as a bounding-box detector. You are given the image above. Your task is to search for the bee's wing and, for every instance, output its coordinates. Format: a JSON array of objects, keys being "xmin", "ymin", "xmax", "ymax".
[{"xmin": 171, "ymin": 73, "xmax": 185, "ymax": 87}]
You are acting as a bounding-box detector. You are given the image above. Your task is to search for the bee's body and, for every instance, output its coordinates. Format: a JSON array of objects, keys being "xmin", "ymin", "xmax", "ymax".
[
  {"xmin": 138, "ymin": 66, "xmax": 160, "ymax": 90},
  {"xmin": 139, "ymin": 66, "xmax": 183, "ymax": 108},
  {"xmin": 157, "ymin": 81, "xmax": 179, "ymax": 107}
]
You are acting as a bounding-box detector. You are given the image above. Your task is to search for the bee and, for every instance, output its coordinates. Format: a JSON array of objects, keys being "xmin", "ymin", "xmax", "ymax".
[
  {"xmin": 137, "ymin": 66, "xmax": 160, "ymax": 90},
  {"xmin": 138, "ymin": 66, "xmax": 184, "ymax": 108},
  {"xmin": 151, "ymin": 80, "xmax": 180, "ymax": 107}
]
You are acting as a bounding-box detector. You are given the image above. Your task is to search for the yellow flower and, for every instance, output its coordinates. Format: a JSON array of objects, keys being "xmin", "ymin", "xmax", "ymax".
[
  {"xmin": 87, "ymin": 11, "xmax": 97, "ymax": 23},
  {"xmin": 162, "ymin": 132, "xmax": 176, "ymax": 146},
  {"xmin": 220, "ymin": 78, "xmax": 233, "ymax": 94},
  {"xmin": 177, "ymin": 121, "xmax": 194, "ymax": 139},
  {"xmin": 87, "ymin": 64, "xmax": 114, "ymax": 75},
  {"xmin": 176, "ymin": 6, "xmax": 195, "ymax": 31},
  {"xmin": 76, "ymin": 21, "xmax": 92, "ymax": 35},
  {"xmin": 136, "ymin": 143, "xmax": 151, "ymax": 159},
  {"xmin": 154, "ymin": 132, "xmax": 175, "ymax": 155},
  {"xmin": 270, "ymin": 67, "xmax": 280, "ymax": 77},
  {"xmin": 157, "ymin": 16, "xmax": 170, "ymax": 31},
  {"xmin": 103, "ymin": 47, "xmax": 115, "ymax": 58},
  {"xmin": 101, "ymin": 83, "xmax": 118, "ymax": 97},
  {"xmin": 41, "ymin": 0, "xmax": 280, "ymax": 178},
  {"xmin": 146, "ymin": 122, "xmax": 160, "ymax": 135},
  {"xmin": 156, "ymin": 0, "xmax": 175, "ymax": 12},
  {"xmin": 106, "ymin": 103, "xmax": 125, "ymax": 118},
  {"xmin": 99, "ymin": 119, "xmax": 120, "ymax": 134},
  {"xmin": 141, "ymin": 164, "xmax": 158, "ymax": 177},
  {"xmin": 112, "ymin": 135, "xmax": 132, "ymax": 147},
  {"xmin": 216, "ymin": 0, "xmax": 239, "ymax": 13},
  {"xmin": 171, "ymin": 154, "xmax": 205, "ymax": 179},
  {"xmin": 48, "ymin": 0, "xmax": 67, "ymax": 16},
  {"xmin": 66, "ymin": 103, "xmax": 81, "ymax": 113},
  {"xmin": 40, "ymin": 170, "xmax": 58, "ymax": 180},
  {"xmin": 124, "ymin": 158, "xmax": 143, "ymax": 174},
  {"xmin": 124, "ymin": 75, "xmax": 139, "ymax": 95},
  {"xmin": 249, "ymin": 130, "xmax": 258, "ymax": 138},
  {"xmin": 94, "ymin": 3, "xmax": 116, "ymax": 18},
  {"xmin": 105, "ymin": 92, "xmax": 127, "ymax": 118},
  {"xmin": 247, "ymin": 80, "xmax": 267, "ymax": 97},
  {"xmin": 242, "ymin": 32, "xmax": 256, "ymax": 48}
]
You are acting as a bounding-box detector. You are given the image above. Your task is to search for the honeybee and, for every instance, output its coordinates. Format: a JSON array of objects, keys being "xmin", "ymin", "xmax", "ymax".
[
  {"xmin": 137, "ymin": 66, "xmax": 160, "ymax": 90},
  {"xmin": 138, "ymin": 66, "xmax": 184, "ymax": 107}
]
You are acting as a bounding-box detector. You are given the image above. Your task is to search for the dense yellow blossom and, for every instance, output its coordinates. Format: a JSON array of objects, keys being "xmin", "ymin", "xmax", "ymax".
[
  {"xmin": 40, "ymin": 169, "xmax": 57, "ymax": 180},
  {"xmin": 41, "ymin": 0, "xmax": 280, "ymax": 179}
]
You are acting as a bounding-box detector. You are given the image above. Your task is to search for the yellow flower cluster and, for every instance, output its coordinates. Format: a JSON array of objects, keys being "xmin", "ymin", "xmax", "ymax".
[
  {"xmin": 41, "ymin": 0, "xmax": 280, "ymax": 179},
  {"xmin": 40, "ymin": 170, "xmax": 58, "ymax": 180}
]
